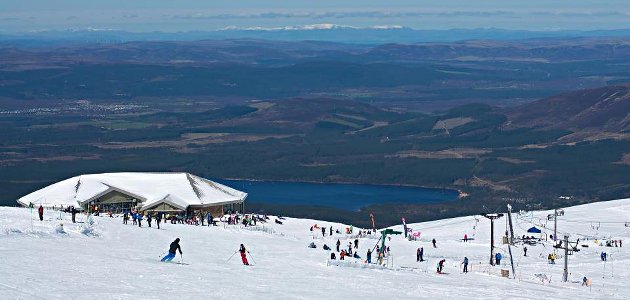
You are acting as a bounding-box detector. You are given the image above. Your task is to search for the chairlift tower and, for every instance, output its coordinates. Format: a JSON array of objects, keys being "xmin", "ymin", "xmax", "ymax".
[{"xmin": 483, "ymin": 213, "xmax": 504, "ymax": 265}]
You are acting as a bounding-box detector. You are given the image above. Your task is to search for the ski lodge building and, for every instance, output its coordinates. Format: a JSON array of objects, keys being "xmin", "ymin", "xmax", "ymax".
[{"xmin": 17, "ymin": 172, "xmax": 247, "ymax": 215}]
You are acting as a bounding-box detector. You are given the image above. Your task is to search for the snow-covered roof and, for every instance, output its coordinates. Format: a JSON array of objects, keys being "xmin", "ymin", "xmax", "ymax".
[{"xmin": 16, "ymin": 172, "xmax": 247, "ymax": 209}]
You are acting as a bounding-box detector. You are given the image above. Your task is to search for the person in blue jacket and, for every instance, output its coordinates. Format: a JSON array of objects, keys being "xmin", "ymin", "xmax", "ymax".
[
  {"xmin": 161, "ymin": 238, "xmax": 182, "ymax": 262},
  {"xmin": 495, "ymin": 252, "xmax": 502, "ymax": 265},
  {"xmin": 137, "ymin": 213, "xmax": 143, "ymax": 228}
]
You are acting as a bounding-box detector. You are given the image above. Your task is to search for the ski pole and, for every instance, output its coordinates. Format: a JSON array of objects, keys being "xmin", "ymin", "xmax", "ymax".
[
  {"xmin": 248, "ymin": 251, "xmax": 257, "ymax": 265},
  {"xmin": 180, "ymin": 253, "xmax": 184, "ymax": 264},
  {"xmin": 226, "ymin": 251, "xmax": 238, "ymax": 263}
]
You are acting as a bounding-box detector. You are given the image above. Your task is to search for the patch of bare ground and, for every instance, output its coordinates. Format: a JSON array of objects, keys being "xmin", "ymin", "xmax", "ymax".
[
  {"xmin": 94, "ymin": 133, "xmax": 294, "ymax": 151},
  {"xmin": 497, "ymin": 157, "xmax": 535, "ymax": 164},
  {"xmin": 389, "ymin": 148, "xmax": 491, "ymax": 159},
  {"xmin": 615, "ymin": 153, "xmax": 630, "ymax": 165},
  {"xmin": 432, "ymin": 117, "xmax": 475, "ymax": 130},
  {"xmin": 496, "ymin": 170, "xmax": 548, "ymax": 184},
  {"xmin": 559, "ymin": 131, "xmax": 630, "ymax": 143},
  {"xmin": 468, "ymin": 176, "xmax": 513, "ymax": 192},
  {"xmin": 0, "ymin": 154, "xmax": 101, "ymax": 166},
  {"xmin": 299, "ymin": 162, "xmax": 336, "ymax": 167},
  {"xmin": 349, "ymin": 121, "xmax": 389, "ymax": 134}
]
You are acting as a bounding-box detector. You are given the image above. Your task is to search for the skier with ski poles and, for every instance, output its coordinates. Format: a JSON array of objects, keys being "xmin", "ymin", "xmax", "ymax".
[
  {"xmin": 462, "ymin": 257, "xmax": 469, "ymax": 273},
  {"xmin": 161, "ymin": 238, "xmax": 182, "ymax": 262},
  {"xmin": 239, "ymin": 244, "xmax": 250, "ymax": 265}
]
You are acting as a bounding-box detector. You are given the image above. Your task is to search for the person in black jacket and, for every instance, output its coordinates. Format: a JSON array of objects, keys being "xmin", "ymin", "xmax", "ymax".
[
  {"xmin": 239, "ymin": 244, "xmax": 249, "ymax": 265},
  {"xmin": 161, "ymin": 238, "xmax": 182, "ymax": 262}
]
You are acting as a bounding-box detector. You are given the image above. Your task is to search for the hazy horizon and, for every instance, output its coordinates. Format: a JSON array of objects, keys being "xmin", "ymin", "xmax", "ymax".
[{"xmin": 1, "ymin": 0, "xmax": 629, "ymax": 33}]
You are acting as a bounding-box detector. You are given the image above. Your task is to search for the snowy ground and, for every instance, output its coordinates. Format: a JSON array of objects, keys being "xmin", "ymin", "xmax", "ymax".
[{"xmin": 1, "ymin": 199, "xmax": 629, "ymax": 299}]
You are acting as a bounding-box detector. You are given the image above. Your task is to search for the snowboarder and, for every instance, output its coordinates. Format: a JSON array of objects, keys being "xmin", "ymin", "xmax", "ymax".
[
  {"xmin": 437, "ymin": 259, "xmax": 446, "ymax": 273},
  {"xmin": 336, "ymin": 239, "xmax": 341, "ymax": 252},
  {"xmin": 147, "ymin": 214, "xmax": 152, "ymax": 228},
  {"xmin": 432, "ymin": 238, "xmax": 437, "ymax": 248},
  {"xmin": 323, "ymin": 244, "xmax": 331, "ymax": 250},
  {"xmin": 38, "ymin": 205, "xmax": 44, "ymax": 221},
  {"xmin": 366, "ymin": 248, "xmax": 372, "ymax": 264},
  {"xmin": 161, "ymin": 238, "xmax": 182, "ymax": 262},
  {"xmin": 321, "ymin": 226, "xmax": 326, "ymax": 237},
  {"xmin": 239, "ymin": 244, "xmax": 250, "ymax": 265},
  {"xmin": 523, "ymin": 246, "xmax": 528, "ymax": 257},
  {"xmin": 330, "ymin": 252, "xmax": 336, "ymax": 260},
  {"xmin": 495, "ymin": 252, "xmax": 502, "ymax": 265},
  {"xmin": 462, "ymin": 257, "xmax": 469, "ymax": 273},
  {"xmin": 354, "ymin": 238, "xmax": 359, "ymax": 249}
]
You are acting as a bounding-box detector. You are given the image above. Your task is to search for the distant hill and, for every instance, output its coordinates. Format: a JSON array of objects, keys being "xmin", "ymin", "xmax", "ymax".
[{"xmin": 505, "ymin": 84, "xmax": 630, "ymax": 134}]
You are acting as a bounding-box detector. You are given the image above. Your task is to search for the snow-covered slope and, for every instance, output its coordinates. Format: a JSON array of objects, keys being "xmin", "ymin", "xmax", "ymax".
[{"xmin": 1, "ymin": 199, "xmax": 629, "ymax": 299}]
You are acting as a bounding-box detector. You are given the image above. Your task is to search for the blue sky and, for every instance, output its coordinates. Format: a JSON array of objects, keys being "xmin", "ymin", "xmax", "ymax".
[{"xmin": 1, "ymin": 0, "xmax": 628, "ymax": 32}]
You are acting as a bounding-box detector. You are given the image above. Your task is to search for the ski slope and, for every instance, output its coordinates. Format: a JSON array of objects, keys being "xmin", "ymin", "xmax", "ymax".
[{"xmin": 1, "ymin": 199, "xmax": 629, "ymax": 299}]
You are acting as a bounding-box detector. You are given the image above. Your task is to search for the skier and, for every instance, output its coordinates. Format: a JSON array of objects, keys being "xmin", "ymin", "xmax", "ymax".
[
  {"xmin": 340, "ymin": 250, "xmax": 346, "ymax": 261},
  {"xmin": 206, "ymin": 212, "xmax": 212, "ymax": 227},
  {"xmin": 495, "ymin": 252, "xmax": 502, "ymax": 265},
  {"xmin": 123, "ymin": 212, "xmax": 128, "ymax": 224},
  {"xmin": 432, "ymin": 238, "xmax": 437, "ymax": 248},
  {"xmin": 523, "ymin": 246, "xmax": 528, "ymax": 257},
  {"xmin": 147, "ymin": 214, "xmax": 152, "ymax": 228},
  {"xmin": 329, "ymin": 226, "xmax": 333, "ymax": 236},
  {"xmin": 336, "ymin": 239, "xmax": 341, "ymax": 252},
  {"xmin": 137, "ymin": 213, "xmax": 143, "ymax": 228},
  {"xmin": 437, "ymin": 259, "xmax": 446, "ymax": 273},
  {"xmin": 462, "ymin": 257, "xmax": 469, "ymax": 273},
  {"xmin": 321, "ymin": 226, "xmax": 326, "ymax": 237},
  {"xmin": 348, "ymin": 242, "xmax": 353, "ymax": 255},
  {"xmin": 366, "ymin": 248, "xmax": 372, "ymax": 264},
  {"xmin": 38, "ymin": 204, "xmax": 44, "ymax": 221},
  {"xmin": 354, "ymin": 238, "xmax": 359, "ymax": 249},
  {"xmin": 239, "ymin": 244, "xmax": 250, "ymax": 265},
  {"xmin": 463, "ymin": 234, "xmax": 468, "ymax": 242},
  {"xmin": 156, "ymin": 213, "xmax": 162, "ymax": 229},
  {"xmin": 71, "ymin": 206, "xmax": 77, "ymax": 223},
  {"xmin": 161, "ymin": 238, "xmax": 182, "ymax": 262}
]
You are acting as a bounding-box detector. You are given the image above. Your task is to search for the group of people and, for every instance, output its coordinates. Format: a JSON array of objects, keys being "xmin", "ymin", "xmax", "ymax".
[{"xmin": 33, "ymin": 203, "xmax": 79, "ymax": 223}]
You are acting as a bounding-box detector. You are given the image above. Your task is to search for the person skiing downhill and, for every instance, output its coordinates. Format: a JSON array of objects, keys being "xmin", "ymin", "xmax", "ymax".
[
  {"xmin": 437, "ymin": 259, "xmax": 446, "ymax": 273},
  {"xmin": 161, "ymin": 238, "xmax": 182, "ymax": 262},
  {"xmin": 239, "ymin": 244, "xmax": 250, "ymax": 265},
  {"xmin": 38, "ymin": 205, "xmax": 44, "ymax": 221}
]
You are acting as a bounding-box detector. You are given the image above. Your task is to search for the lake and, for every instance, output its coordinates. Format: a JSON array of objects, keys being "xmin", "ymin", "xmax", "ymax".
[{"xmin": 219, "ymin": 180, "xmax": 459, "ymax": 211}]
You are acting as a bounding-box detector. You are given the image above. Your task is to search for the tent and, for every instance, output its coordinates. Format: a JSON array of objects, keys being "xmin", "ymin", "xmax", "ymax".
[{"xmin": 527, "ymin": 226, "xmax": 542, "ymax": 233}]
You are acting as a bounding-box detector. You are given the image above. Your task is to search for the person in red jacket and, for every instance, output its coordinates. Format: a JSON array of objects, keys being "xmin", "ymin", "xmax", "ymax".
[
  {"xmin": 239, "ymin": 244, "xmax": 249, "ymax": 265},
  {"xmin": 38, "ymin": 205, "xmax": 44, "ymax": 221}
]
